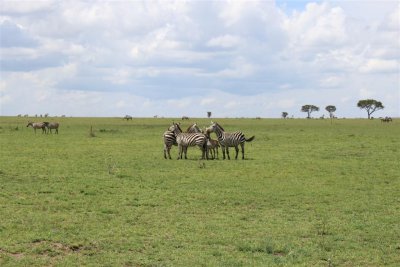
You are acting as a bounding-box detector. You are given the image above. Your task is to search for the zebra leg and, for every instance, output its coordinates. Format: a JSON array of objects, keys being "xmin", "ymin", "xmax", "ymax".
[
  {"xmin": 234, "ymin": 146, "xmax": 239, "ymax": 160},
  {"xmin": 226, "ymin": 147, "xmax": 230, "ymax": 160},
  {"xmin": 221, "ymin": 146, "xmax": 226, "ymax": 159},
  {"xmin": 241, "ymin": 143, "xmax": 245, "ymax": 160},
  {"xmin": 167, "ymin": 146, "xmax": 172, "ymax": 159},
  {"xmin": 184, "ymin": 146, "xmax": 188, "ymax": 159},
  {"xmin": 177, "ymin": 144, "xmax": 182, "ymax": 160}
]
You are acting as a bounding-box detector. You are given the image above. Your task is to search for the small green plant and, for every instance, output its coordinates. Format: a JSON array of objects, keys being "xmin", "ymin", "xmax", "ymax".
[{"xmin": 89, "ymin": 126, "xmax": 96, "ymax": 137}]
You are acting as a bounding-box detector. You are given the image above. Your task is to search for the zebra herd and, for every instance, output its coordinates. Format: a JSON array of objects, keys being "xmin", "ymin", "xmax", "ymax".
[
  {"xmin": 26, "ymin": 121, "xmax": 60, "ymax": 134},
  {"xmin": 163, "ymin": 121, "xmax": 255, "ymax": 160}
]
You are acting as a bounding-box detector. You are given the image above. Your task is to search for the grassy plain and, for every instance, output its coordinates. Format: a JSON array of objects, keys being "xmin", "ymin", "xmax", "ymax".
[{"xmin": 0, "ymin": 116, "xmax": 399, "ymax": 266}]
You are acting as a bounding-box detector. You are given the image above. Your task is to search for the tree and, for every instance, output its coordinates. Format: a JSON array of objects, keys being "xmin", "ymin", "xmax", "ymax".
[
  {"xmin": 325, "ymin": 105, "xmax": 336, "ymax": 118},
  {"xmin": 281, "ymin": 112, "xmax": 288, "ymax": 119},
  {"xmin": 301, "ymin": 105, "xmax": 319, "ymax": 119},
  {"xmin": 207, "ymin": 111, "xmax": 212, "ymax": 118},
  {"xmin": 357, "ymin": 99, "xmax": 384, "ymax": 119}
]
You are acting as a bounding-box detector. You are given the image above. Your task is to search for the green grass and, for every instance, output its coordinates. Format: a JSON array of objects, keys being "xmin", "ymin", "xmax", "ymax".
[{"xmin": 0, "ymin": 117, "xmax": 399, "ymax": 266}]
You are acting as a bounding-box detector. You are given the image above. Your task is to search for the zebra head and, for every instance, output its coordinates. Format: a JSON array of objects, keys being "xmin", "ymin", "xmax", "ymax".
[
  {"xmin": 170, "ymin": 122, "xmax": 183, "ymax": 135},
  {"xmin": 168, "ymin": 122, "xmax": 180, "ymax": 132},
  {"xmin": 26, "ymin": 122, "xmax": 33, "ymax": 127}
]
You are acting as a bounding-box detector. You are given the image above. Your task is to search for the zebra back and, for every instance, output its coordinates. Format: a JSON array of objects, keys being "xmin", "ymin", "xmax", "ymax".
[{"xmin": 186, "ymin": 123, "xmax": 202, "ymax": 133}]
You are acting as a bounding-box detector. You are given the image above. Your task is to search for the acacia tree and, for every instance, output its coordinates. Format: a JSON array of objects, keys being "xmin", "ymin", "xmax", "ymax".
[
  {"xmin": 282, "ymin": 112, "xmax": 288, "ymax": 119},
  {"xmin": 325, "ymin": 105, "xmax": 336, "ymax": 118},
  {"xmin": 357, "ymin": 99, "xmax": 384, "ymax": 119},
  {"xmin": 301, "ymin": 105, "xmax": 319, "ymax": 119}
]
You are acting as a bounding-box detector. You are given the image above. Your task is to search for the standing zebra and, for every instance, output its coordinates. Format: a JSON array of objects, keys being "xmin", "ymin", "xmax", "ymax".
[
  {"xmin": 206, "ymin": 137, "xmax": 220, "ymax": 159},
  {"xmin": 26, "ymin": 122, "xmax": 47, "ymax": 134},
  {"xmin": 44, "ymin": 122, "xmax": 59, "ymax": 134},
  {"xmin": 207, "ymin": 121, "xmax": 254, "ymax": 160},
  {"xmin": 170, "ymin": 122, "xmax": 208, "ymax": 160},
  {"xmin": 163, "ymin": 122, "xmax": 202, "ymax": 159}
]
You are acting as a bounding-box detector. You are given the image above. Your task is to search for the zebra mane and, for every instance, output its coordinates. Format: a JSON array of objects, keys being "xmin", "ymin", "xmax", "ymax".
[
  {"xmin": 186, "ymin": 123, "xmax": 197, "ymax": 132},
  {"xmin": 174, "ymin": 122, "xmax": 183, "ymax": 133},
  {"xmin": 215, "ymin": 122, "xmax": 224, "ymax": 131}
]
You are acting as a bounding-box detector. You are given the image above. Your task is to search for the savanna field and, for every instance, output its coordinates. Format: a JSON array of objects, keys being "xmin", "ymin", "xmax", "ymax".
[{"xmin": 0, "ymin": 116, "xmax": 399, "ymax": 266}]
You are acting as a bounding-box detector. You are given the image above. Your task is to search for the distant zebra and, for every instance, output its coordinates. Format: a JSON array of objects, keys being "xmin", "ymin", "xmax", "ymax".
[
  {"xmin": 26, "ymin": 122, "xmax": 47, "ymax": 134},
  {"xmin": 170, "ymin": 122, "xmax": 208, "ymax": 160},
  {"xmin": 44, "ymin": 122, "xmax": 59, "ymax": 134},
  {"xmin": 207, "ymin": 121, "xmax": 254, "ymax": 160}
]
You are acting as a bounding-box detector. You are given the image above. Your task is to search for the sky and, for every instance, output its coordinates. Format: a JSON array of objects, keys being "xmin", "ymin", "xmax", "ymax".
[{"xmin": 0, "ymin": 0, "xmax": 399, "ymax": 118}]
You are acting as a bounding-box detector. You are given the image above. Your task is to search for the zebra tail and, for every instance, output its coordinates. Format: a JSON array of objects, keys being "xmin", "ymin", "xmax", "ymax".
[{"xmin": 246, "ymin": 136, "xmax": 255, "ymax": 142}]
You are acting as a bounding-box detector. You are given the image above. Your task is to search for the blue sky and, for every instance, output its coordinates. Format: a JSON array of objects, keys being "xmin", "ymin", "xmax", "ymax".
[{"xmin": 0, "ymin": 0, "xmax": 399, "ymax": 118}]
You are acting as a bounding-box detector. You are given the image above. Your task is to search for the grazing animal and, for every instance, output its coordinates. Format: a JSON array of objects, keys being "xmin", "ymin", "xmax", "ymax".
[
  {"xmin": 381, "ymin": 117, "xmax": 393, "ymax": 123},
  {"xmin": 44, "ymin": 122, "xmax": 59, "ymax": 134},
  {"xmin": 170, "ymin": 122, "xmax": 208, "ymax": 160},
  {"xmin": 124, "ymin": 115, "xmax": 133, "ymax": 121},
  {"xmin": 207, "ymin": 121, "xmax": 255, "ymax": 160},
  {"xmin": 181, "ymin": 116, "xmax": 189, "ymax": 120},
  {"xmin": 26, "ymin": 122, "xmax": 47, "ymax": 134}
]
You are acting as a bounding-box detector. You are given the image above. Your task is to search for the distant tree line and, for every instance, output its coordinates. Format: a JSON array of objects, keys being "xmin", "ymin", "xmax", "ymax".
[{"xmin": 283, "ymin": 99, "xmax": 385, "ymax": 119}]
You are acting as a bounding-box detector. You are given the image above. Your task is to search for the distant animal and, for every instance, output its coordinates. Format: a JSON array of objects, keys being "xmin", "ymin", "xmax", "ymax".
[
  {"xmin": 206, "ymin": 121, "xmax": 255, "ymax": 160},
  {"xmin": 44, "ymin": 122, "xmax": 59, "ymax": 134},
  {"xmin": 170, "ymin": 122, "xmax": 208, "ymax": 160},
  {"xmin": 26, "ymin": 122, "xmax": 47, "ymax": 134},
  {"xmin": 124, "ymin": 115, "xmax": 133, "ymax": 121},
  {"xmin": 181, "ymin": 116, "xmax": 189, "ymax": 120},
  {"xmin": 381, "ymin": 117, "xmax": 392, "ymax": 123}
]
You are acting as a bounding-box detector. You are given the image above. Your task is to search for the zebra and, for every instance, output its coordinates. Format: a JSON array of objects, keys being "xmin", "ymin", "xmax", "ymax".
[
  {"xmin": 44, "ymin": 122, "xmax": 59, "ymax": 134},
  {"xmin": 163, "ymin": 122, "xmax": 202, "ymax": 159},
  {"xmin": 26, "ymin": 122, "xmax": 47, "ymax": 134},
  {"xmin": 207, "ymin": 138, "xmax": 220, "ymax": 159},
  {"xmin": 207, "ymin": 121, "xmax": 255, "ymax": 160},
  {"xmin": 170, "ymin": 122, "xmax": 208, "ymax": 160}
]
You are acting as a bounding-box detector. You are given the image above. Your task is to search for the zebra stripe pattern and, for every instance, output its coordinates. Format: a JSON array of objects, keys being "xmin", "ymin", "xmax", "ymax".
[
  {"xmin": 207, "ymin": 121, "xmax": 254, "ymax": 160},
  {"xmin": 170, "ymin": 122, "xmax": 208, "ymax": 160},
  {"xmin": 186, "ymin": 123, "xmax": 202, "ymax": 133},
  {"xmin": 163, "ymin": 130, "xmax": 176, "ymax": 159},
  {"xmin": 163, "ymin": 122, "xmax": 202, "ymax": 159},
  {"xmin": 163, "ymin": 123, "xmax": 181, "ymax": 159}
]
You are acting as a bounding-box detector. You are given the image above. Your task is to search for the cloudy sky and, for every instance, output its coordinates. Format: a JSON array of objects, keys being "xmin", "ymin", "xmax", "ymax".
[{"xmin": 1, "ymin": 0, "xmax": 399, "ymax": 118}]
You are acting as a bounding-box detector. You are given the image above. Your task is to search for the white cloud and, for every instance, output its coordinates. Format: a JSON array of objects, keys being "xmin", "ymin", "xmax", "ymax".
[
  {"xmin": 359, "ymin": 59, "xmax": 399, "ymax": 73},
  {"xmin": 207, "ymin": 34, "xmax": 242, "ymax": 48}
]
